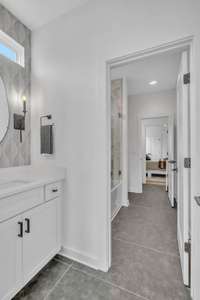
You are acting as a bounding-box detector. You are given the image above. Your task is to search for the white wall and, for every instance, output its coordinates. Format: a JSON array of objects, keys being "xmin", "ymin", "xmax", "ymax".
[
  {"xmin": 31, "ymin": 0, "xmax": 200, "ymax": 289},
  {"xmin": 128, "ymin": 89, "xmax": 176, "ymax": 192}
]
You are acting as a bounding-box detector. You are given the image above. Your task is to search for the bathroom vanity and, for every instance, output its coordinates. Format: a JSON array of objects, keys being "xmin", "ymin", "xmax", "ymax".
[{"xmin": 0, "ymin": 166, "xmax": 65, "ymax": 300}]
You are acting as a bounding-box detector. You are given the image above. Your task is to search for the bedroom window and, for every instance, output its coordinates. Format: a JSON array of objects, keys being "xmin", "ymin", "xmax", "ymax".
[{"xmin": 0, "ymin": 30, "xmax": 25, "ymax": 67}]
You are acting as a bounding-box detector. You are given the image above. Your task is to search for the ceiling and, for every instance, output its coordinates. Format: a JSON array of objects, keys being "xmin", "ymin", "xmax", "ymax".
[
  {"xmin": 111, "ymin": 51, "xmax": 181, "ymax": 96},
  {"xmin": 0, "ymin": 0, "xmax": 89, "ymax": 30}
]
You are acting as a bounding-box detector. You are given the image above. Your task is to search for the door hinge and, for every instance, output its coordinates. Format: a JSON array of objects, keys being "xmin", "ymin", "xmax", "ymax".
[
  {"xmin": 118, "ymin": 170, "xmax": 122, "ymax": 176},
  {"xmin": 183, "ymin": 72, "xmax": 190, "ymax": 84},
  {"xmin": 184, "ymin": 241, "xmax": 191, "ymax": 254},
  {"xmin": 184, "ymin": 157, "xmax": 191, "ymax": 168}
]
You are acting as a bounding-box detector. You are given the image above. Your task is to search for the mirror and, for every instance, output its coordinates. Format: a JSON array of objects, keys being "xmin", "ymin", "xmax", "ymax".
[
  {"xmin": 0, "ymin": 77, "xmax": 9, "ymax": 143},
  {"xmin": 146, "ymin": 125, "xmax": 168, "ymax": 160}
]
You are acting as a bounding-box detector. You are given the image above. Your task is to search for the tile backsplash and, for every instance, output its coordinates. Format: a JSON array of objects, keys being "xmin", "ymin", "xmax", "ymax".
[{"xmin": 0, "ymin": 4, "xmax": 31, "ymax": 168}]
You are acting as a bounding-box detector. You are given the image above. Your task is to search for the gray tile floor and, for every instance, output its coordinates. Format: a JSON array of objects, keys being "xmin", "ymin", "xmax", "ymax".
[{"xmin": 13, "ymin": 185, "xmax": 190, "ymax": 300}]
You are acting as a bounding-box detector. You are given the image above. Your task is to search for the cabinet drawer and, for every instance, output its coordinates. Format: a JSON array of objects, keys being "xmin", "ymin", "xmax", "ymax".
[
  {"xmin": 45, "ymin": 182, "xmax": 62, "ymax": 201},
  {"xmin": 0, "ymin": 188, "xmax": 44, "ymax": 223}
]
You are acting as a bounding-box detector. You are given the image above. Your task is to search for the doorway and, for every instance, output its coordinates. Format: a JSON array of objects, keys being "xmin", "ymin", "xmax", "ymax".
[
  {"xmin": 107, "ymin": 38, "xmax": 194, "ymax": 296},
  {"xmin": 141, "ymin": 115, "xmax": 169, "ymax": 187}
]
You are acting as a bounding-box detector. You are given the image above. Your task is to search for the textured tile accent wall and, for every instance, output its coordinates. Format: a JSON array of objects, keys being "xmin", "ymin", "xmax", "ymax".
[{"xmin": 0, "ymin": 4, "xmax": 31, "ymax": 168}]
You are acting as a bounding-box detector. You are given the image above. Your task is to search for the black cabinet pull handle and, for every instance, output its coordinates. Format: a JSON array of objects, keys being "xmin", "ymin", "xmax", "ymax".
[
  {"xmin": 25, "ymin": 218, "xmax": 30, "ymax": 233},
  {"xmin": 18, "ymin": 222, "xmax": 23, "ymax": 238},
  {"xmin": 52, "ymin": 189, "xmax": 58, "ymax": 193}
]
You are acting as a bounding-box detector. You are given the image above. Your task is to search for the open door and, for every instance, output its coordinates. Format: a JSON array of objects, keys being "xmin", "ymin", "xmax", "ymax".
[
  {"xmin": 168, "ymin": 115, "xmax": 175, "ymax": 207},
  {"xmin": 177, "ymin": 51, "xmax": 190, "ymax": 286},
  {"xmin": 121, "ymin": 77, "xmax": 129, "ymax": 207}
]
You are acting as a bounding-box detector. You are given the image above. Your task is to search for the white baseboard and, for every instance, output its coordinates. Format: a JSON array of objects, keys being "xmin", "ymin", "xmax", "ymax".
[
  {"xmin": 129, "ymin": 186, "xmax": 142, "ymax": 193},
  {"xmin": 60, "ymin": 246, "xmax": 99, "ymax": 271},
  {"xmin": 122, "ymin": 199, "xmax": 130, "ymax": 207}
]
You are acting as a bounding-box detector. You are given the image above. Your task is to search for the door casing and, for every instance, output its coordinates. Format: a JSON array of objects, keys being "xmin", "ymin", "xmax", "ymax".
[{"xmin": 105, "ymin": 36, "xmax": 195, "ymax": 297}]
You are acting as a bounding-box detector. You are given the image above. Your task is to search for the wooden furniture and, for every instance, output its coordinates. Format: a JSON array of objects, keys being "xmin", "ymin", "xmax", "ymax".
[{"xmin": 146, "ymin": 160, "xmax": 166, "ymax": 177}]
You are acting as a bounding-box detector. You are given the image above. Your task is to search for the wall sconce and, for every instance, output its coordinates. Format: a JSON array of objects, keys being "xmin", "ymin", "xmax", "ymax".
[{"xmin": 14, "ymin": 95, "xmax": 27, "ymax": 143}]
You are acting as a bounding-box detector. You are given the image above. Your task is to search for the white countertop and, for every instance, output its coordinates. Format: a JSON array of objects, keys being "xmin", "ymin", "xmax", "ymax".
[{"xmin": 0, "ymin": 164, "xmax": 66, "ymax": 199}]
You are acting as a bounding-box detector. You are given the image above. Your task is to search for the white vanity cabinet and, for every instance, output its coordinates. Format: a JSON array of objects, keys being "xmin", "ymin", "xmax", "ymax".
[
  {"xmin": 22, "ymin": 199, "xmax": 58, "ymax": 283},
  {"xmin": 0, "ymin": 181, "xmax": 62, "ymax": 300},
  {"xmin": 0, "ymin": 215, "xmax": 23, "ymax": 300}
]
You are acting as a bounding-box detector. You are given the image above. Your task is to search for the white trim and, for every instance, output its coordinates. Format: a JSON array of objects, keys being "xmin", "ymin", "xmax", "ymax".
[
  {"xmin": 0, "ymin": 30, "xmax": 25, "ymax": 67},
  {"xmin": 121, "ymin": 77, "xmax": 129, "ymax": 208},
  {"xmin": 189, "ymin": 39, "xmax": 197, "ymax": 299},
  {"xmin": 106, "ymin": 62, "xmax": 112, "ymax": 270},
  {"xmin": 111, "ymin": 204, "xmax": 122, "ymax": 221},
  {"xmin": 111, "ymin": 181, "xmax": 122, "ymax": 193},
  {"xmin": 107, "ymin": 36, "xmax": 193, "ymax": 67},
  {"xmin": 122, "ymin": 198, "xmax": 130, "ymax": 207},
  {"xmin": 128, "ymin": 186, "xmax": 142, "ymax": 193},
  {"xmin": 105, "ymin": 37, "xmax": 195, "ymax": 290},
  {"xmin": 60, "ymin": 246, "xmax": 100, "ymax": 271}
]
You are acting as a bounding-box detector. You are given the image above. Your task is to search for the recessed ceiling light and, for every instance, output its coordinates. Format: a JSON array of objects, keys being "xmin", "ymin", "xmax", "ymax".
[{"xmin": 149, "ymin": 80, "xmax": 158, "ymax": 85}]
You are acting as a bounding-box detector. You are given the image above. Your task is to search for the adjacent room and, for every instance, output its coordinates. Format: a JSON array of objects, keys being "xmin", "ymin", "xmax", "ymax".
[
  {"xmin": 110, "ymin": 48, "xmax": 191, "ymax": 299},
  {"xmin": 144, "ymin": 117, "xmax": 168, "ymax": 186}
]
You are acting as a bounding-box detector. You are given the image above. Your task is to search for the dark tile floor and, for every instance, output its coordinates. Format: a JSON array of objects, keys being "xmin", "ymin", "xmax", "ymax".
[{"xmin": 13, "ymin": 185, "xmax": 190, "ymax": 300}]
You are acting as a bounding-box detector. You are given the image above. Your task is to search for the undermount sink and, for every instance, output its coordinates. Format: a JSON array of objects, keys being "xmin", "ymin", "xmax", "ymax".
[{"xmin": 0, "ymin": 180, "xmax": 31, "ymax": 190}]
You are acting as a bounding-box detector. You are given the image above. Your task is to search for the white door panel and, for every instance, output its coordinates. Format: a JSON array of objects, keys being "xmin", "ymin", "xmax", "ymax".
[
  {"xmin": 192, "ymin": 194, "xmax": 200, "ymax": 299},
  {"xmin": 177, "ymin": 51, "xmax": 190, "ymax": 286}
]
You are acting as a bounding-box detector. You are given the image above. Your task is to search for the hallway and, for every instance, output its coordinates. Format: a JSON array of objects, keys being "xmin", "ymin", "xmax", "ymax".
[
  {"xmin": 112, "ymin": 185, "xmax": 189, "ymax": 299},
  {"xmin": 14, "ymin": 185, "xmax": 190, "ymax": 300}
]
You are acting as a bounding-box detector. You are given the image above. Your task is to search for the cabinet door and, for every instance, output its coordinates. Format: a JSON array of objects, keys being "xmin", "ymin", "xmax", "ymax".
[
  {"xmin": 0, "ymin": 215, "xmax": 22, "ymax": 300},
  {"xmin": 23, "ymin": 199, "xmax": 58, "ymax": 282}
]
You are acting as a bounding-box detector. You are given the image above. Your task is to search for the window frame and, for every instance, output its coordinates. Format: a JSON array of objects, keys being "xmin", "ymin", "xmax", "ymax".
[{"xmin": 0, "ymin": 30, "xmax": 25, "ymax": 67}]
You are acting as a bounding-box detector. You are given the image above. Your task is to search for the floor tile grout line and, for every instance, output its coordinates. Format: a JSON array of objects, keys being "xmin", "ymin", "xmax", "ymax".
[
  {"xmin": 71, "ymin": 265, "xmax": 150, "ymax": 300},
  {"xmin": 44, "ymin": 263, "xmax": 73, "ymax": 300},
  {"xmin": 42, "ymin": 257, "xmax": 150, "ymax": 300},
  {"xmin": 114, "ymin": 212, "xmax": 177, "ymax": 231},
  {"xmin": 47, "ymin": 187, "xmax": 177, "ymax": 300},
  {"xmin": 53, "ymin": 257, "xmax": 74, "ymax": 267},
  {"xmin": 130, "ymin": 203, "xmax": 176, "ymax": 213},
  {"xmin": 113, "ymin": 214, "xmax": 177, "ymax": 230},
  {"xmin": 113, "ymin": 237, "xmax": 179, "ymax": 258}
]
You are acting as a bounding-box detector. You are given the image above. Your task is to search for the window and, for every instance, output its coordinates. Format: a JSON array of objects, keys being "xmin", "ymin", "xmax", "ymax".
[
  {"xmin": 0, "ymin": 42, "xmax": 17, "ymax": 63},
  {"xmin": 0, "ymin": 30, "xmax": 25, "ymax": 67}
]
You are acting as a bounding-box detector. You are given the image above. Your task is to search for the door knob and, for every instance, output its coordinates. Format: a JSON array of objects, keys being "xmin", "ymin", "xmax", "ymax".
[{"xmin": 194, "ymin": 196, "xmax": 200, "ymax": 206}]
